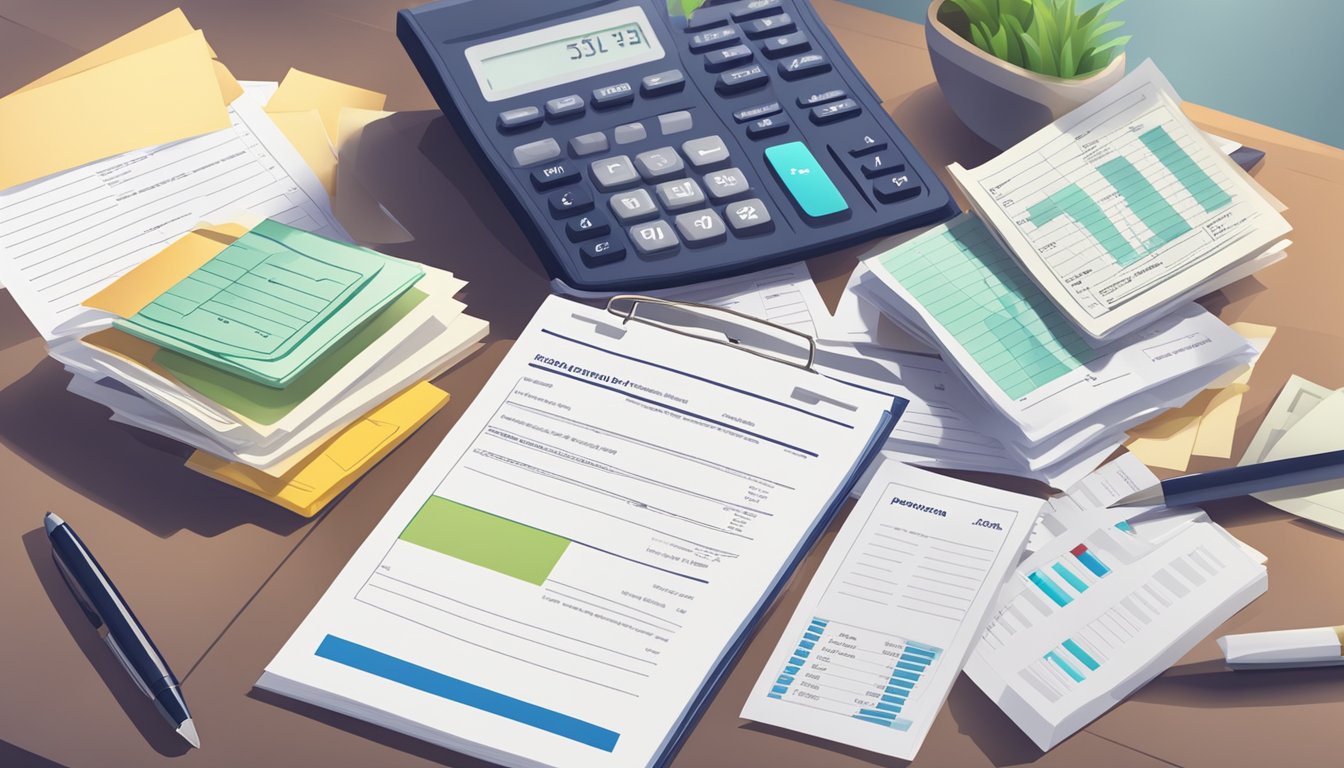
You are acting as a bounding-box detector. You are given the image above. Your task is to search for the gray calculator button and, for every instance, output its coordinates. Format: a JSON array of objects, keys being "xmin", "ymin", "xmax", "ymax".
[
  {"xmin": 498, "ymin": 106, "xmax": 541, "ymax": 130},
  {"xmin": 725, "ymin": 198, "xmax": 772, "ymax": 233},
  {"xmin": 545, "ymin": 94, "xmax": 585, "ymax": 119},
  {"xmin": 655, "ymin": 178, "xmax": 706, "ymax": 211},
  {"xmin": 658, "ymin": 110, "xmax": 694, "ymax": 135},
  {"xmin": 570, "ymin": 132, "xmax": 609, "ymax": 157},
  {"xmin": 682, "ymin": 135, "xmax": 731, "ymax": 169},
  {"xmin": 590, "ymin": 155, "xmax": 639, "ymax": 190},
  {"xmin": 674, "ymin": 209, "xmax": 727, "ymax": 244},
  {"xmin": 635, "ymin": 147, "xmax": 685, "ymax": 181},
  {"xmin": 609, "ymin": 189, "xmax": 657, "ymax": 222},
  {"xmin": 614, "ymin": 122, "xmax": 647, "ymax": 145},
  {"xmin": 703, "ymin": 166, "xmax": 750, "ymax": 201},
  {"xmin": 641, "ymin": 69, "xmax": 686, "ymax": 96},
  {"xmin": 630, "ymin": 220, "xmax": 679, "ymax": 254},
  {"xmin": 512, "ymin": 137, "xmax": 562, "ymax": 167}
]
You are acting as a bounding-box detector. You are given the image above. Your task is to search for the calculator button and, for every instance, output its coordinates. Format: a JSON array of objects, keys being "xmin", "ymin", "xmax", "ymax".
[
  {"xmin": 798, "ymin": 89, "xmax": 846, "ymax": 108},
  {"xmin": 655, "ymin": 178, "xmax": 706, "ymax": 211},
  {"xmin": 609, "ymin": 189, "xmax": 658, "ymax": 222},
  {"xmin": 725, "ymin": 198, "xmax": 773, "ymax": 233},
  {"xmin": 497, "ymin": 106, "xmax": 541, "ymax": 131},
  {"xmin": 545, "ymin": 94, "xmax": 585, "ymax": 120},
  {"xmin": 512, "ymin": 137, "xmax": 562, "ymax": 167},
  {"xmin": 591, "ymin": 83, "xmax": 634, "ymax": 109},
  {"xmin": 658, "ymin": 111, "xmax": 694, "ymax": 136},
  {"xmin": 764, "ymin": 141, "xmax": 848, "ymax": 218},
  {"xmin": 742, "ymin": 13, "xmax": 794, "ymax": 38},
  {"xmin": 732, "ymin": 0, "xmax": 784, "ymax": 22},
  {"xmin": 716, "ymin": 63, "xmax": 769, "ymax": 94},
  {"xmin": 641, "ymin": 69, "xmax": 686, "ymax": 97},
  {"xmin": 705, "ymin": 44, "xmax": 754, "ymax": 72},
  {"xmin": 635, "ymin": 147, "xmax": 686, "ymax": 181},
  {"xmin": 570, "ymin": 132, "xmax": 609, "ymax": 157},
  {"xmin": 703, "ymin": 167, "xmax": 751, "ymax": 201},
  {"xmin": 873, "ymin": 173, "xmax": 922, "ymax": 203},
  {"xmin": 689, "ymin": 26, "xmax": 740, "ymax": 53},
  {"xmin": 548, "ymin": 187, "xmax": 593, "ymax": 218},
  {"xmin": 590, "ymin": 155, "xmax": 640, "ymax": 190},
  {"xmin": 685, "ymin": 7, "xmax": 730, "ymax": 31},
  {"xmin": 682, "ymin": 136, "xmax": 731, "ymax": 169},
  {"xmin": 734, "ymin": 102, "xmax": 781, "ymax": 122},
  {"xmin": 580, "ymin": 239, "xmax": 626, "ymax": 267},
  {"xmin": 762, "ymin": 32, "xmax": 809, "ymax": 58},
  {"xmin": 848, "ymin": 133, "xmax": 888, "ymax": 156},
  {"xmin": 746, "ymin": 115, "xmax": 789, "ymax": 139},
  {"xmin": 810, "ymin": 98, "xmax": 861, "ymax": 124},
  {"xmin": 531, "ymin": 161, "xmax": 578, "ymax": 190},
  {"xmin": 614, "ymin": 122, "xmax": 647, "ymax": 145},
  {"xmin": 860, "ymin": 152, "xmax": 905, "ymax": 178},
  {"xmin": 630, "ymin": 221, "xmax": 679, "ymax": 255},
  {"xmin": 675, "ymin": 209, "xmax": 727, "ymax": 245},
  {"xmin": 566, "ymin": 211, "xmax": 610, "ymax": 242},
  {"xmin": 779, "ymin": 53, "xmax": 831, "ymax": 80}
]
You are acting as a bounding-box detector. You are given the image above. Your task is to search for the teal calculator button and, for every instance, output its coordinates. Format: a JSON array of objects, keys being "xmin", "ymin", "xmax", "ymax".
[{"xmin": 764, "ymin": 141, "xmax": 848, "ymax": 218}]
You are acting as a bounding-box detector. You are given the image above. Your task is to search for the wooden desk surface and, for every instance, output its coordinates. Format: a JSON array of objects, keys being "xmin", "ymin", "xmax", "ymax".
[{"xmin": 2, "ymin": 1, "xmax": 1342, "ymax": 766}]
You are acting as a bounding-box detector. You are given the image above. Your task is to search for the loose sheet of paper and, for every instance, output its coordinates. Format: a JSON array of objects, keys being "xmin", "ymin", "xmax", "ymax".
[
  {"xmin": 948, "ymin": 60, "xmax": 1291, "ymax": 340},
  {"xmin": 0, "ymin": 88, "xmax": 345, "ymax": 339},
  {"xmin": 741, "ymin": 461, "xmax": 1038, "ymax": 759},
  {"xmin": 1241, "ymin": 377, "xmax": 1344, "ymax": 532}
]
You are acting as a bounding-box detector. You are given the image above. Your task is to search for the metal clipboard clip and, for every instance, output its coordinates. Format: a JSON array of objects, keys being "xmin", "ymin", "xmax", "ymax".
[{"xmin": 606, "ymin": 294, "xmax": 817, "ymax": 373}]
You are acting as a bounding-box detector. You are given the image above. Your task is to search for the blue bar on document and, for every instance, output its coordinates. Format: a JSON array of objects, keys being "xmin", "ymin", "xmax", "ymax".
[
  {"xmin": 889, "ymin": 669, "xmax": 920, "ymax": 682},
  {"xmin": 1115, "ymin": 520, "xmax": 1134, "ymax": 533},
  {"xmin": 858, "ymin": 708, "xmax": 898, "ymax": 720},
  {"xmin": 777, "ymin": 674, "xmax": 794, "ymax": 685},
  {"xmin": 1074, "ymin": 549, "xmax": 1111, "ymax": 577},
  {"xmin": 1051, "ymin": 562, "xmax": 1089, "ymax": 593},
  {"xmin": 1045, "ymin": 651, "xmax": 1086, "ymax": 683},
  {"xmin": 896, "ymin": 661, "xmax": 925, "ymax": 672},
  {"xmin": 887, "ymin": 681, "xmax": 914, "ymax": 693},
  {"xmin": 793, "ymin": 649, "xmax": 810, "ymax": 659},
  {"xmin": 771, "ymin": 684, "xmax": 789, "ymax": 695},
  {"xmin": 798, "ymin": 640, "xmax": 815, "ymax": 650},
  {"xmin": 1062, "ymin": 639, "xmax": 1100, "ymax": 671},
  {"xmin": 768, "ymin": 693, "xmax": 782, "ymax": 699},
  {"xmin": 810, "ymin": 618, "xmax": 828, "ymax": 628},
  {"xmin": 905, "ymin": 641, "xmax": 941, "ymax": 656},
  {"xmin": 314, "ymin": 635, "xmax": 621, "ymax": 752},
  {"xmin": 804, "ymin": 632, "xmax": 821, "ymax": 642},
  {"xmin": 784, "ymin": 665, "xmax": 800, "ymax": 675},
  {"xmin": 875, "ymin": 702, "xmax": 902, "ymax": 714},
  {"xmin": 789, "ymin": 656, "xmax": 806, "ymax": 666},
  {"xmin": 854, "ymin": 714, "xmax": 895, "ymax": 727},
  {"xmin": 881, "ymin": 694, "xmax": 906, "ymax": 705},
  {"xmin": 1028, "ymin": 570, "xmax": 1073, "ymax": 606}
]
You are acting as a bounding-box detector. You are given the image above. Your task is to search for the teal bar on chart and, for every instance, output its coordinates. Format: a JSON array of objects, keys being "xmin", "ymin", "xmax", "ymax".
[
  {"xmin": 1140, "ymin": 125, "xmax": 1232, "ymax": 212},
  {"xmin": 1028, "ymin": 570, "xmax": 1073, "ymax": 607},
  {"xmin": 1046, "ymin": 650, "xmax": 1086, "ymax": 683},
  {"xmin": 1027, "ymin": 183, "xmax": 1142, "ymax": 267},
  {"xmin": 1097, "ymin": 155, "xmax": 1192, "ymax": 250},
  {"xmin": 1051, "ymin": 562, "xmax": 1090, "ymax": 593},
  {"xmin": 1063, "ymin": 639, "xmax": 1101, "ymax": 671}
]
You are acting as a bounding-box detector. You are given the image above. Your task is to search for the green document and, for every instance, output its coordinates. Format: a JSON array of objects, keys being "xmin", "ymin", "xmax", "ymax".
[
  {"xmin": 157, "ymin": 288, "xmax": 427, "ymax": 425},
  {"xmin": 116, "ymin": 219, "xmax": 422, "ymax": 388},
  {"xmin": 400, "ymin": 498, "xmax": 570, "ymax": 586},
  {"xmin": 872, "ymin": 215, "xmax": 1100, "ymax": 400}
]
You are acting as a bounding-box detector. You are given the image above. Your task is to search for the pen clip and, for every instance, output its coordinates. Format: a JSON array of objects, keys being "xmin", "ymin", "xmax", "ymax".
[{"xmin": 606, "ymin": 294, "xmax": 817, "ymax": 372}]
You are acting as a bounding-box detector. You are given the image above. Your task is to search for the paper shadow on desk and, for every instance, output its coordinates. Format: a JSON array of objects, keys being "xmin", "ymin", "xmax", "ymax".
[
  {"xmin": 246, "ymin": 687, "xmax": 498, "ymax": 768},
  {"xmin": 0, "ymin": 358, "xmax": 305, "ymax": 539},
  {"xmin": 346, "ymin": 110, "xmax": 551, "ymax": 341},
  {"xmin": 738, "ymin": 720, "xmax": 900, "ymax": 768},
  {"xmin": 20, "ymin": 528, "xmax": 193, "ymax": 758},
  {"xmin": 1130, "ymin": 658, "xmax": 1344, "ymax": 708}
]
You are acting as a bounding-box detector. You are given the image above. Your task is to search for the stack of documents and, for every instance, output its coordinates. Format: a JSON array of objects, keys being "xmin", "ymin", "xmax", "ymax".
[
  {"xmin": 1240, "ymin": 375, "xmax": 1344, "ymax": 533},
  {"xmin": 49, "ymin": 218, "xmax": 486, "ymax": 515},
  {"xmin": 947, "ymin": 60, "xmax": 1292, "ymax": 341}
]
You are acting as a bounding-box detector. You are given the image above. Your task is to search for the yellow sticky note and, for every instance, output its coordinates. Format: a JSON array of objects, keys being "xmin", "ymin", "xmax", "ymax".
[
  {"xmin": 187, "ymin": 381, "xmax": 450, "ymax": 516},
  {"xmin": 14, "ymin": 8, "xmax": 241, "ymax": 106},
  {"xmin": 1192, "ymin": 322, "xmax": 1277, "ymax": 458},
  {"xmin": 334, "ymin": 107, "xmax": 412, "ymax": 243},
  {"xmin": 268, "ymin": 110, "xmax": 337, "ymax": 195},
  {"xmin": 0, "ymin": 31, "xmax": 230, "ymax": 190},
  {"xmin": 265, "ymin": 69, "xmax": 387, "ymax": 144},
  {"xmin": 82, "ymin": 224, "xmax": 244, "ymax": 318},
  {"xmin": 1126, "ymin": 388, "xmax": 1221, "ymax": 472}
]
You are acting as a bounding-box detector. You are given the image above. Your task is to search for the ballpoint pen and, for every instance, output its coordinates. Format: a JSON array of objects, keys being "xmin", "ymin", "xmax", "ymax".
[
  {"xmin": 44, "ymin": 512, "xmax": 200, "ymax": 749},
  {"xmin": 1108, "ymin": 447, "xmax": 1344, "ymax": 509}
]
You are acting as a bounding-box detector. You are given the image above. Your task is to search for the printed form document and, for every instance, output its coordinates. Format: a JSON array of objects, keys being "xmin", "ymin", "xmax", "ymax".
[
  {"xmin": 260, "ymin": 296, "xmax": 902, "ymax": 768},
  {"xmin": 740, "ymin": 461, "xmax": 1039, "ymax": 759}
]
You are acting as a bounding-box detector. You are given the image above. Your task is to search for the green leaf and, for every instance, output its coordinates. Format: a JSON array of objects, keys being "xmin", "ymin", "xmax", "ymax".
[
  {"xmin": 989, "ymin": 22, "xmax": 1011, "ymax": 59},
  {"xmin": 1058, "ymin": 35, "xmax": 1076, "ymax": 77},
  {"xmin": 1020, "ymin": 31, "xmax": 1046, "ymax": 73},
  {"xmin": 970, "ymin": 21, "xmax": 993, "ymax": 55}
]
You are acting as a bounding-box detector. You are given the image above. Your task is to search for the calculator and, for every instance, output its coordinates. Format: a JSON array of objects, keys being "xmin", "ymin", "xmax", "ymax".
[{"xmin": 398, "ymin": 0, "xmax": 957, "ymax": 292}]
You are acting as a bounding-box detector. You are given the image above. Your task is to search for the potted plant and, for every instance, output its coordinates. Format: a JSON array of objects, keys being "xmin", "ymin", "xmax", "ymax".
[{"xmin": 927, "ymin": 0, "xmax": 1130, "ymax": 149}]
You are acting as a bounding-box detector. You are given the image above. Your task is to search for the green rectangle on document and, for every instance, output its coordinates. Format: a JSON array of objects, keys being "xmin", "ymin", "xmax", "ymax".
[
  {"xmin": 1139, "ymin": 125, "xmax": 1232, "ymax": 212},
  {"xmin": 400, "ymin": 498, "xmax": 569, "ymax": 585}
]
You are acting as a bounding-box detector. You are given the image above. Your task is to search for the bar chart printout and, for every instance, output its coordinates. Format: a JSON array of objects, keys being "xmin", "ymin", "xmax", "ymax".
[{"xmin": 742, "ymin": 463, "xmax": 1039, "ymax": 759}]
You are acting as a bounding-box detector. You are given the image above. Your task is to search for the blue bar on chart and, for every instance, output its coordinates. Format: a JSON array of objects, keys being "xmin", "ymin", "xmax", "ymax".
[
  {"xmin": 1027, "ymin": 569, "xmax": 1072, "ymax": 607},
  {"xmin": 1070, "ymin": 544, "xmax": 1110, "ymax": 577}
]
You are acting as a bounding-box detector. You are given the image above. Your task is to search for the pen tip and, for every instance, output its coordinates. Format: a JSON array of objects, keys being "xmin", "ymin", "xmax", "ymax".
[
  {"xmin": 177, "ymin": 719, "xmax": 200, "ymax": 749},
  {"xmin": 43, "ymin": 512, "xmax": 64, "ymax": 534}
]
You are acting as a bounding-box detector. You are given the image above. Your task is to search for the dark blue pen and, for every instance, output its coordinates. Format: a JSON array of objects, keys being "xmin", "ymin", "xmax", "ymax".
[
  {"xmin": 1110, "ymin": 448, "xmax": 1344, "ymax": 509},
  {"xmin": 44, "ymin": 513, "xmax": 200, "ymax": 748}
]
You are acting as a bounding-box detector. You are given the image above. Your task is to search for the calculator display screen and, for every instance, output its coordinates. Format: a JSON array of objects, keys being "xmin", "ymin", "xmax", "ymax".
[{"xmin": 466, "ymin": 6, "xmax": 666, "ymax": 102}]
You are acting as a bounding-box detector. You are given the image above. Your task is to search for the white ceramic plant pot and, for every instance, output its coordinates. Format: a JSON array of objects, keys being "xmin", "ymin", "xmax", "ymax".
[{"xmin": 925, "ymin": 0, "xmax": 1126, "ymax": 149}]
